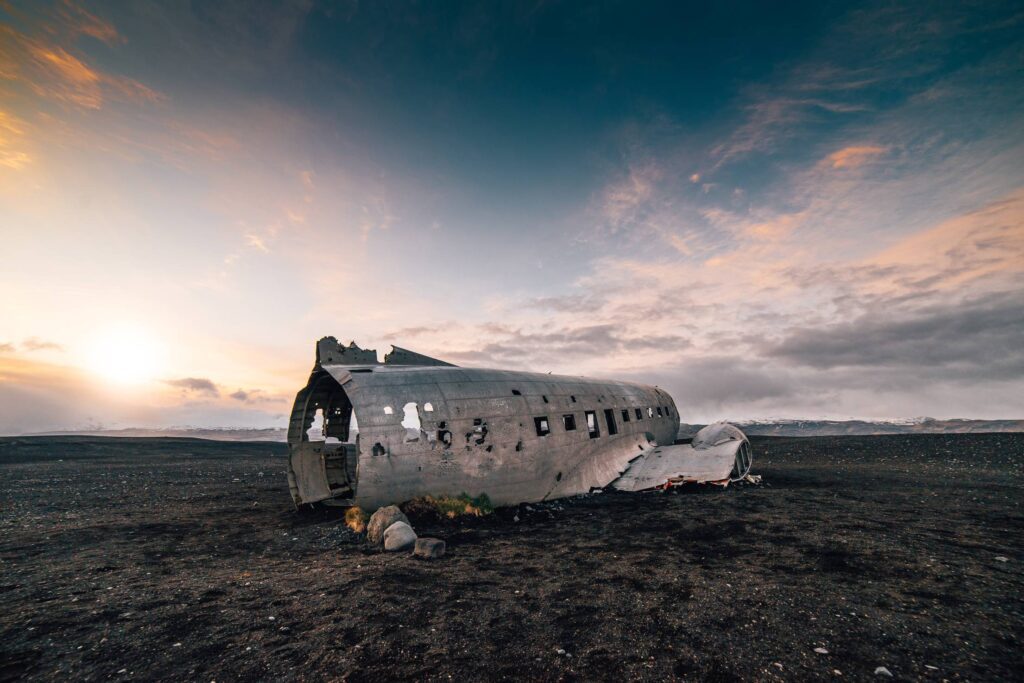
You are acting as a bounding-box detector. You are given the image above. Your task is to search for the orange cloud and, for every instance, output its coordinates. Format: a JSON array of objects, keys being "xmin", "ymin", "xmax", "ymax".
[
  {"xmin": 869, "ymin": 187, "xmax": 1024, "ymax": 292},
  {"xmin": 0, "ymin": 26, "xmax": 162, "ymax": 109},
  {"xmin": 0, "ymin": 109, "xmax": 31, "ymax": 169},
  {"xmin": 25, "ymin": 42, "xmax": 103, "ymax": 107},
  {"xmin": 826, "ymin": 145, "xmax": 888, "ymax": 169},
  {"xmin": 744, "ymin": 211, "xmax": 805, "ymax": 241},
  {"xmin": 700, "ymin": 206, "xmax": 805, "ymax": 242},
  {"xmin": 56, "ymin": 0, "xmax": 124, "ymax": 46}
]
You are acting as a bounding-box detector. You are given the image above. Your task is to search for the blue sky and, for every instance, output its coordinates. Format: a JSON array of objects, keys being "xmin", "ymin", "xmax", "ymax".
[{"xmin": 1, "ymin": 1, "xmax": 1022, "ymax": 432}]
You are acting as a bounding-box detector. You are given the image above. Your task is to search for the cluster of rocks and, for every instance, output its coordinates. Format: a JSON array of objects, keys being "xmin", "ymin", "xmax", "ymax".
[{"xmin": 365, "ymin": 505, "xmax": 446, "ymax": 559}]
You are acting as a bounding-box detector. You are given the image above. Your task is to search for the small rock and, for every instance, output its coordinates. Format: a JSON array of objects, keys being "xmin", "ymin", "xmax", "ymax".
[
  {"xmin": 925, "ymin": 665, "xmax": 938, "ymax": 671},
  {"xmin": 874, "ymin": 666, "xmax": 892, "ymax": 677},
  {"xmin": 994, "ymin": 556, "xmax": 1009, "ymax": 562},
  {"xmin": 556, "ymin": 648, "xmax": 566, "ymax": 656},
  {"xmin": 814, "ymin": 647, "xmax": 829, "ymax": 654},
  {"xmin": 383, "ymin": 521, "xmax": 417, "ymax": 551},
  {"xmin": 413, "ymin": 537, "xmax": 446, "ymax": 559},
  {"xmin": 366, "ymin": 506, "xmax": 410, "ymax": 545}
]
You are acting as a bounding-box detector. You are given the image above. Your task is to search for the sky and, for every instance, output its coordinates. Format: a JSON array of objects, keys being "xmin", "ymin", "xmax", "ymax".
[{"xmin": 1, "ymin": 0, "xmax": 1022, "ymax": 433}]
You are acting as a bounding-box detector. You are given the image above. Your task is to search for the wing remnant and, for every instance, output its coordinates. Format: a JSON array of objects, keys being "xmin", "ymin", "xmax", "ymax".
[{"xmin": 611, "ymin": 422, "xmax": 752, "ymax": 490}]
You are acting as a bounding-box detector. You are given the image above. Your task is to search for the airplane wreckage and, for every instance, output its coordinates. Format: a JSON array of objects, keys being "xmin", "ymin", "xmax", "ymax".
[{"xmin": 287, "ymin": 337, "xmax": 753, "ymax": 509}]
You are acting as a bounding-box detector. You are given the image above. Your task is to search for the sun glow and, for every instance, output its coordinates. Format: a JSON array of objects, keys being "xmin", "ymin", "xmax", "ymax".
[{"xmin": 84, "ymin": 324, "xmax": 167, "ymax": 386}]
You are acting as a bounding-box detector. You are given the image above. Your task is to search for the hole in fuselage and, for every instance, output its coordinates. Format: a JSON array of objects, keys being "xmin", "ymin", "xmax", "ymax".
[
  {"xmin": 307, "ymin": 408, "xmax": 325, "ymax": 441},
  {"xmin": 402, "ymin": 402, "xmax": 422, "ymax": 441}
]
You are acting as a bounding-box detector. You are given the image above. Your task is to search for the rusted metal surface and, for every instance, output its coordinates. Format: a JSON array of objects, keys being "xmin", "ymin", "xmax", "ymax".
[{"xmin": 287, "ymin": 336, "xmax": 753, "ymax": 510}]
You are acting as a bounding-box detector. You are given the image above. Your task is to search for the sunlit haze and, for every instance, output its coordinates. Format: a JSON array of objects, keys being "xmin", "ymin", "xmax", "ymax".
[{"xmin": 1, "ymin": 1, "xmax": 1022, "ymax": 434}]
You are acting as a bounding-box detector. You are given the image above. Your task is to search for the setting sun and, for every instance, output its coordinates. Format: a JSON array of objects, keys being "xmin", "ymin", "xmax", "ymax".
[{"xmin": 84, "ymin": 324, "xmax": 166, "ymax": 386}]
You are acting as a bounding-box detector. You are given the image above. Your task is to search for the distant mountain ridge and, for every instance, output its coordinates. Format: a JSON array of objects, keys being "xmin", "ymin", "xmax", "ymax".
[
  {"xmin": 29, "ymin": 427, "xmax": 289, "ymax": 442},
  {"xmin": 680, "ymin": 418, "xmax": 1024, "ymax": 437}
]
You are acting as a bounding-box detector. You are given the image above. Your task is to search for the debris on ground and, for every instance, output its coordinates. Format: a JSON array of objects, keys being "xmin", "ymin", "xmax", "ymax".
[{"xmin": 413, "ymin": 538, "xmax": 446, "ymax": 559}]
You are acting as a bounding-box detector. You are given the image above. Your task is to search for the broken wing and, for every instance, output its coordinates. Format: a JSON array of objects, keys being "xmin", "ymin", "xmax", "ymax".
[{"xmin": 611, "ymin": 422, "xmax": 753, "ymax": 490}]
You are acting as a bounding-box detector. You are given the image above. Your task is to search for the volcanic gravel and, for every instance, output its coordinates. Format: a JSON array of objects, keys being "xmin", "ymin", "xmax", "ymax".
[{"xmin": 1, "ymin": 434, "xmax": 1021, "ymax": 681}]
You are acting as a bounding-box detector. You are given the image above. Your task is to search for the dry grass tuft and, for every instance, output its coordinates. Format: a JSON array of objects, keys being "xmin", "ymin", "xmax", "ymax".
[{"xmin": 344, "ymin": 506, "xmax": 369, "ymax": 533}]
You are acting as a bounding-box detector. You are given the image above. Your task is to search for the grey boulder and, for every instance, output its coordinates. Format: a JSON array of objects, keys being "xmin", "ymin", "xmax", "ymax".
[
  {"xmin": 413, "ymin": 538, "xmax": 446, "ymax": 559},
  {"xmin": 366, "ymin": 505, "xmax": 410, "ymax": 545},
  {"xmin": 383, "ymin": 521, "xmax": 417, "ymax": 551}
]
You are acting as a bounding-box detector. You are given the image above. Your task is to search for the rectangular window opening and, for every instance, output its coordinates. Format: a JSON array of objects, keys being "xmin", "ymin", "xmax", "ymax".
[
  {"xmin": 656, "ymin": 407, "xmax": 663, "ymax": 417},
  {"xmin": 562, "ymin": 414, "xmax": 577, "ymax": 431},
  {"xmin": 635, "ymin": 407, "xmax": 643, "ymax": 420},
  {"xmin": 511, "ymin": 389, "xmax": 522, "ymax": 396},
  {"xmin": 604, "ymin": 408, "xmax": 618, "ymax": 435},
  {"xmin": 585, "ymin": 410, "xmax": 600, "ymax": 438},
  {"xmin": 621, "ymin": 409, "xmax": 630, "ymax": 423},
  {"xmin": 534, "ymin": 416, "xmax": 550, "ymax": 436}
]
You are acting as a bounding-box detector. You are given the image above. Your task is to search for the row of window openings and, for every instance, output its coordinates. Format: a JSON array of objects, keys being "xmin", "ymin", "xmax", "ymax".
[
  {"xmin": 534, "ymin": 405, "xmax": 672, "ymax": 438},
  {"xmin": 376, "ymin": 401, "xmax": 670, "ymax": 439},
  {"xmin": 313, "ymin": 400, "xmax": 669, "ymax": 443},
  {"xmin": 380, "ymin": 400, "xmax": 668, "ymax": 420}
]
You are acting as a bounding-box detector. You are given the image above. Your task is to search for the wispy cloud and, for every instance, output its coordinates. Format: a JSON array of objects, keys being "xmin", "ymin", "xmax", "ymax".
[
  {"xmin": 0, "ymin": 28, "xmax": 163, "ymax": 109},
  {"xmin": 599, "ymin": 162, "xmax": 662, "ymax": 234},
  {"xmin": 21, "ymin": 337, "xmax": 63, "ymax": 352},
  {"xmin": 55, "ymin": 0, "xmax": 124, "ymax": 46},
  {"xmin": 164, "ymin": 377, "xmax": 219, "ymax": 397},
  {"xmin": 826, "ymin": 144, "xmax": 889, "ymax": 169},
  {"xmin": 245, "ymin": 234, "xmax": 269, "ymax": 252},
  {"xmin": 228, "ymin": 388, "xmax": 282, "ymax": 403},
  {"xmin": 0, "ymin": 109, "xmax": 31, "ymax": 170}
]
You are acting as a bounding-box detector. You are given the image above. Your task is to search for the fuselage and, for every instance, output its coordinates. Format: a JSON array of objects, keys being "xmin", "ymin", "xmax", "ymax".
[{"xmin": 287, "ymin": 362, "xmax": 680, "ymax": 509}]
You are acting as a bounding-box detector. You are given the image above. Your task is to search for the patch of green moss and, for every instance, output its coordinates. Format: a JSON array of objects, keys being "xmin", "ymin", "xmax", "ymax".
[{"xmin": 405, "ymin": 493, "xmax": 494, "ymax": 519}]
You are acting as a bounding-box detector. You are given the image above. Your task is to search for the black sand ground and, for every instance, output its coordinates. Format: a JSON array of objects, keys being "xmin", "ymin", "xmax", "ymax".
[{"xmin": 1, "ymin": 434, "xmax": 1021, "ymax": 682}]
